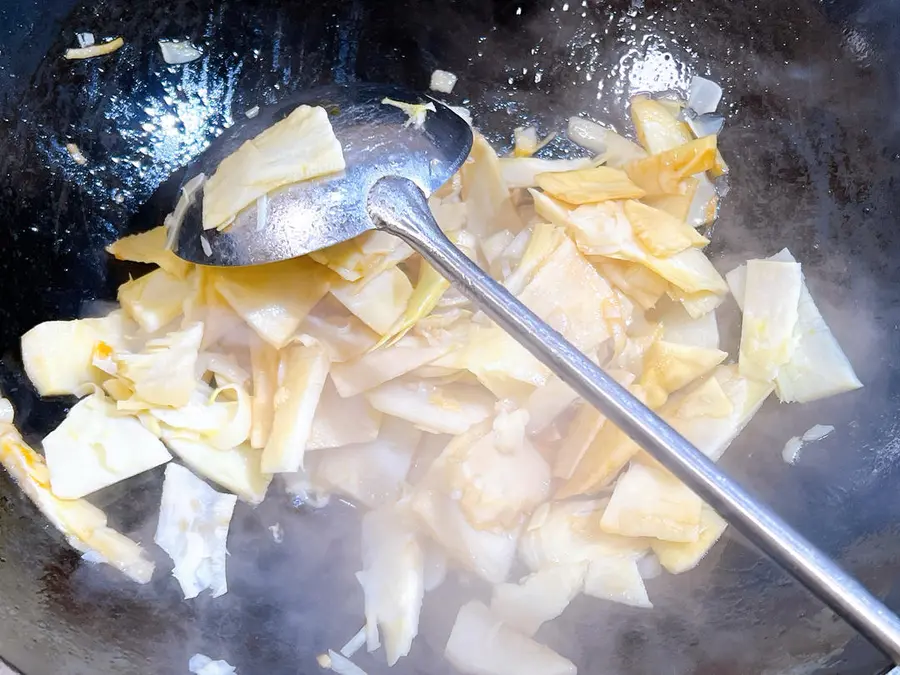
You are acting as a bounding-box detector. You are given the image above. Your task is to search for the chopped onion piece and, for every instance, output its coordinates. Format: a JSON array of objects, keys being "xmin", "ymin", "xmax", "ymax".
[
  {"xmin": 687, "ymin": 76, "xmax": 723, "ymax": 115},
  {"xmin": 803, "ymin": 424, "xmax": 835, "ymax": 442},
  {"xmin": 462, "ymin": 134, "xmax": 523, "ymax": 237},
  {"xmin": 245, "ymin": 106, "xmax": 260, "ymax": 119},
  {"xmin": 410, "ymin": 477, "xmax": 519, "ymax": 583},
  {"xmin": 117, "ymin": 268, "xmax": 195, "ymax": 333},
  {"xmin": 155, "ymin": 463, "xmax": 237, "ymax": 599},
  {"xmin": 600, "ymin": 463, "xmax": 702, "ymax": 542},
  {"xmin": 659, "ymin": 301, "xmax": 720, "ymax": 349},
  {"xmin": 76, "ymin": 32, "xmax": 95, "ymax": 48},
  {"xmin": 308, "ymin": 378, "xmax": 382, "ymax": 450},
  {"xmin": 726, "ymin": 249, "xmax": 862, "ymax": 402},
  {"xmin": 519, "ymin": 500, "xmax": 648, "ymax": 572},
  {"xmin": 445, "ymin": 601, "xmax": 577, "ymax": 675},
  {"xmin": 567, "ymin": 116, "xmax": 647, "ymax": 167},
  {"xmin": 331, "ymin": 267, "xmax": 413, "ymax": 335},
  {"xmin": 116, "ymin": 322, "xmax": 204, "ymax": 408},
  {"xmin": 108, "ymin": 225, "xmax": 192, "ymax": 278},
  {"xmin": 430, "ymin": 69, "xmax": 458, "ymax": 93},
  {"xmin": 499, "ymin": 157, "xmax": 592, "ymax": 189},
  {"xmin": 737, "ymin": 260, "xmax": 802, "ymax": 382},
  {"xmin": 64, "ymin": 36, "xmax": 124, "ymax": 60},
  {"xmin": 357, "ymin": 506, "xmax": 424, "ymax": 665},
  {"xmin": 203, "ymin": 105, "xmax": 346, "ymax": 231},
  {"xmin": 0, "ymin": 413, "xmax": 154, "ymax": 583},
  {"xmin": 311, "ymin": 230, "xmax": 414, "ymax": 282},
  {"xmin": 536, "ymin": 166, "xmax": 645, "ymax": 204},
  {"xmin": 491, "ymin": 564, "xmax": 587, "ymax": 636},
  {"xmin": 512, "ymin": 127, "xmax": 556, "ymax": 157},
  {"xmin": 262, "ymin": 344, "xmax": 329, "ymax": 473},
  {"xmin": 21, "ymin": 311, "xmax": 134, "ymax": 397},
  {"xmin": 212, "ymin": 257, "xmax": 332, "ymax": 349},
  {"xmin": 556, "ymin": 384, "xmax": 647, "ymax": 498},
  {"xmin": 421, "ymin": 413, "xmax": 551, "ymax": 532},
  {"xmin": 686, "ymin": 173, "xmax": 718, "ymax": 228},
  {"xmin": 657, "ymin": 364, "xmax": 773, "ymax": 463},
  {"xmin": 43, "ymin": 394, "xmax": 171, "ymax": 499},
  {"xmin": 514, "ymin": 126, "xmax": 539, "ymax": 157},
  {"xmin": 298, "ymin": 308, "xmax": 378, "ymax": 363},
  {"xmin": 159, "ymin": 39, "xmax": 202, "ymax": 64},
  {"xmin": 630, "ymin": 95, "xmax": 692, "ymax": 154},
  {"xmin": 164, "ymin": 437, "xmax": 271, "ymax": 504},
  {"xmin": 637, "ymin": 340, "xmax": 727, "ymax": 408},
  {"xmin": 651, "ymin": 505, "xmax": 727, "ymax": 574},
  {"xmin": 309, "ymin": 416, "xmax": 419, "ymax": 508},
  {"xmin": 524, "ymin": 374, "xmax": 579, "ymax": 435},
  {"xmin": 624, "ymin": 136, "xmax": 718, "ymax": 196},
  {"xmin": 583, "ymin": 556, "xmax": 652, "ymax": 608},
  {"xmin": 365, "ymin": 379, "xmax": 493, "ymax": 435},
  {"xmin": 553, "ymin": 370, "xmax": 635, "ymax": 480},
  {"xmin": 782, "ymin": 436, "xmax": 804, "ymax": 464},
  {"xmin": 331, "ymin": 336, "xmax": 451, "ymax": 397}
]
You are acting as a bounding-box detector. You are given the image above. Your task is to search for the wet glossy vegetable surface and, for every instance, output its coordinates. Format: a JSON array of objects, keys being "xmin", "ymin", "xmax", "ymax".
[{"xmin": 1, "ymin": 0, "xmax": 899, "ymax": 673}]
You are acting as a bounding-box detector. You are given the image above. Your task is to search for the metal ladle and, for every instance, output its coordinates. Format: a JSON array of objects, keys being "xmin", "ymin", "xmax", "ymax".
[{"xmin": 170, "ymin": 82, "xmax": 900, "ymax": 662}]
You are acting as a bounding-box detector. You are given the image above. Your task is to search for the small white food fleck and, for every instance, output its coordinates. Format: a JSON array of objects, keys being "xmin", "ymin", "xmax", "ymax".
[
  {"xmin": 430, "ymin": 69, "xmax": 458, "ymax": 94},
  {"xmin": 158, "ymin": 40, "xmax": 203, "ymax": 64},
  {"xmin": 188, "ymin": 653, "xmax": 237, "ymax": 675},
  {"xmin": 200, "ymin": 234, "xmax": 213, "ymax": 257},
  {"xmin": 245, "ymin": 106, "xmax": 260, "ymax": 119},
  {"xmin": 268, "ymin": 522, "xmax": 283, "ymax": 543},
  {"xmin": 802, "ymin": 424, "xmax": 835, "ymax": 442},
  {"xmin": 76, "ymin": 32, "xmax": 95, "ymax": 48},
  {"xmin": 783, "ymin": 424, "xmax": 835, "ymax": 464},
  {"xmin": 66, "ymin": 143, "xmax": 88, "ymax": 165},
  {"xmin": 154, "ymin": 464, "xmax": 237, "ymax": 599},
  {"xmin": 316, "ymin": 653, "xmax": 333, "ymax": 669},
  {"xmin": 782, "ymin": 436, "xmax": 804, "ymax": 465}
]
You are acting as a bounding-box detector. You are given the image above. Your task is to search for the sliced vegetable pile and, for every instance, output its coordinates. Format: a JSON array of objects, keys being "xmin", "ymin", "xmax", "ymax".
[{"xmin": 0, "ymin": 78, "xmax": 862, "ymax": 675}]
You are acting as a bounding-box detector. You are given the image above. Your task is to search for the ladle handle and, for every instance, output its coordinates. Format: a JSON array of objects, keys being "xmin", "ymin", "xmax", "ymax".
[{"xmin": 368, "ymin": 175, "xmax": 900, "ymax": 663}]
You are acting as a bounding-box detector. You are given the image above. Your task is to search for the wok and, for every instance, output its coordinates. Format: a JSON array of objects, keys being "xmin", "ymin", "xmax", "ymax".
[{"xmin": 1, "ymin": 0, "xmax": 899, "ymax": 673}]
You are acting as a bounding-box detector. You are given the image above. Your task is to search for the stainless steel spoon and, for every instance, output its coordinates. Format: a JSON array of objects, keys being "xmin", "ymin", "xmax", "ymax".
[{"xmin": 170, "ymin": 82, "xmax": 900, "ymax": 661}]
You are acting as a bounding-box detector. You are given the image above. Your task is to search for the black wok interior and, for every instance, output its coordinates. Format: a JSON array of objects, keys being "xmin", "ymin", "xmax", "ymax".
[{"xmin": 2, "ymin": 0, "xmax": 900, "ymax": 673}]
